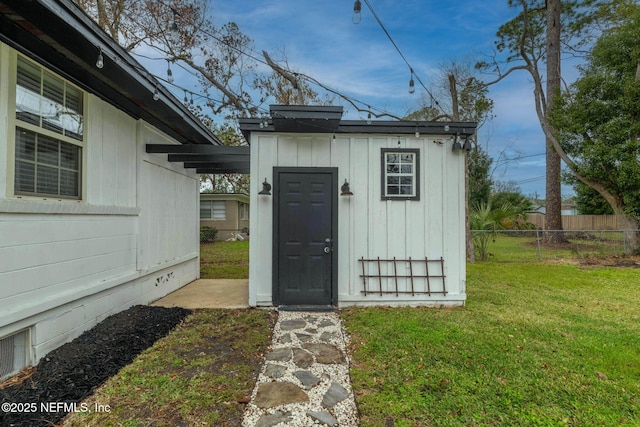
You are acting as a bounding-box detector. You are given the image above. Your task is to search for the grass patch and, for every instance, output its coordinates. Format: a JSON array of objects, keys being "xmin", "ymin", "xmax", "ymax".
[
  {"xmin": 342, "ymin": 262, "xmax": 640, "ymax": 426},
  {"xmin": 64, "ymin": 309, "xmax": 275, "ymax": 427},
  {"xmin": 200, "ymin": 241, "xmax": 249, "ymax": 279},
  {"xmin": 477, "ymin": 233, "xmax": 626, "ymax": 262}
]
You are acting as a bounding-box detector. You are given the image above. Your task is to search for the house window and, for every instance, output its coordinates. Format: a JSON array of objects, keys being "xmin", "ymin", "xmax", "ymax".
[
  {"xmin": 14, "ymin": 56, "xmax": 84, "ymax": 199},
  {"xmin": 200, "ymin": 200, "xmax": 226, "ymax": 219},
  {"xmin": 381, "ymin": 148, "xmax": 420, "ymax": 200}
]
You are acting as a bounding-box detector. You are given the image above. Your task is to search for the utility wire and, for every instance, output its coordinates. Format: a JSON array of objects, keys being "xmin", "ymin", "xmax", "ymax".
[{"xmin": 361, "ymin": 0, "xmax": 443, "ymax": 114}]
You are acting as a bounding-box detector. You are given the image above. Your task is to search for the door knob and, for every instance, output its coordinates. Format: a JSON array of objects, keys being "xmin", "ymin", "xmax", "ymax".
[{"xmin": 323, "ymin": 246, "xmax": 331, "ymax": 254}]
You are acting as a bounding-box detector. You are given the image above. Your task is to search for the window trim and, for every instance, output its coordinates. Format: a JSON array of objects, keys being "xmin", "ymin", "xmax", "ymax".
[
  {"xmin": 381, "ymin": 148, "xmax": 420, "ymax": 201},
  {"xmin": 9, "ymin": 52, "xmax": 86, "ymax": 201}
]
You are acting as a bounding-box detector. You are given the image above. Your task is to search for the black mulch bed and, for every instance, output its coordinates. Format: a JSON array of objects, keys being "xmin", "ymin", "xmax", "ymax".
[{"xmin": 0, "ymin": 305, "xmax": 191, "ymax": 427}]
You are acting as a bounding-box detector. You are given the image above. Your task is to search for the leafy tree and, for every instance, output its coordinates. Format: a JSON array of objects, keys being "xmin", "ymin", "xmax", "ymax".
[
  {"xmin": 550, "ymin": 3, "xmax": 640, "ymax": 250},
  {"xmin": 490, "ymin": 187, "xmax": 535, "ymax": 216},
  {"xmin": 469, "ymin": 147, "xmax": 493, "ymax": 209},
  {"xmin": 477, "ymin": 0, "xmax": 609, "ymax": 242},
  {"xmin": 568, "ymin": 179, "xmax": 614, "ymax": 215}
]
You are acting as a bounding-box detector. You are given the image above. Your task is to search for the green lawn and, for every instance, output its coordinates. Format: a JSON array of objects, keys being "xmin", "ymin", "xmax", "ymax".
[
  {"xmin": 64, "ymin": 309, "xmax": 275, "ymax": 427},
  {"xmin": 66, "ymin": 242, "xmax": 638, "ymax": 426},
  {"xmin": 341, "ymin": 261, "xmax": 640, "ymax": 426},
  {"xmin": 200, "ymin": 241, "xmax": 249, "ymax": 279}
]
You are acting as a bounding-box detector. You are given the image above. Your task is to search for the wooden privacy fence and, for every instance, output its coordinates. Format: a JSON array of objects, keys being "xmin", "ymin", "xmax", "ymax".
[{"xmin": 527, "ymin": 214, "xmax": 623, "ymax": 230}]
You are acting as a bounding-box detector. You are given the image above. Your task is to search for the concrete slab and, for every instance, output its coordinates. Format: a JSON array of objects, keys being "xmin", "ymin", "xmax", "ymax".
[{"xmin": 152, "ymin": 279, "xmax": 249, "ymax": 309}]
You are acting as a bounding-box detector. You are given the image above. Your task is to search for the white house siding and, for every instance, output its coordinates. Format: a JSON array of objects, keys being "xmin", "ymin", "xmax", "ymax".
[
  {"xmin": 249, "ymin": 133, "xmax": 466, "ymax": 307},
  {"xmin": 0, "ymin": 42, "xmax": 199, "ymax": 364}
]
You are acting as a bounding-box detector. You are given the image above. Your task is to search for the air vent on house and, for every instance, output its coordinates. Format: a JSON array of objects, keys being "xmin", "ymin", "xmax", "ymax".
[{"xmin": 0, "ymin": 330, "xmax": 28, "ymax": 381}]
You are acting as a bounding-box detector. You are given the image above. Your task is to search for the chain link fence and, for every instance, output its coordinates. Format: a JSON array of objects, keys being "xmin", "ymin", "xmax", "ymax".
[
  {"xmin": 200, "ymin": 226, "xmax": 218, "ymax": 244},
  {"xmin": 471, "ymin": 229, "xmax": 639, "ymax": 262}
]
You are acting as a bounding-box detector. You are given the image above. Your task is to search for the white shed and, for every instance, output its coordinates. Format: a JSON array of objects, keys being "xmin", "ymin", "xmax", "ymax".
[
  {"xmin": 0, "ymin": 0, "xmax": 244, "ymax": 379},
  {"xmin": 240, "ymin": 105, "xmax": 476, "ymax": 309}
]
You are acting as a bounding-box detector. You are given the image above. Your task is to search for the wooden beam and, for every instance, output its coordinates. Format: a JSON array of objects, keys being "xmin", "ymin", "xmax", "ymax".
[
  {"xmin": 146, "ymin": 144, "xmax": 249, "ymax": 155},
  {"xmin": 196, "ymin": 168, "xmax": 250, "ymax": 174},
  {"xmin": 184, "ymin": 162, "xmax": 249, "ymax": 169},
  {"xmin": 167, "ymin": 154, "xmax": 249, "ymax": 162}
]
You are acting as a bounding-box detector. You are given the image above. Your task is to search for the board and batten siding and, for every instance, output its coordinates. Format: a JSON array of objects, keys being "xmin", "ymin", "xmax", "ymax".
[
  {"xmin": 249, "ymin": 133, "xmax": 466, "ymax": 307},
  {"xmin": 0, "ymin": 45, "xmax": 199, "ymax": 363}
]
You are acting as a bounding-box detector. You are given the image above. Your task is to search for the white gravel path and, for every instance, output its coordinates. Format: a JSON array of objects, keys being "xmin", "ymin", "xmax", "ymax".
[{"xmin": 242, "ymin": 311, "xmax": 359, "ymax": 427}]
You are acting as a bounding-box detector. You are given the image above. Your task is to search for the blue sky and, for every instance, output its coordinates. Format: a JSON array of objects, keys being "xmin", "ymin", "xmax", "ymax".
[{"xmin": 144, "ymin": 0, "xmax": 583, "ymax": 199}]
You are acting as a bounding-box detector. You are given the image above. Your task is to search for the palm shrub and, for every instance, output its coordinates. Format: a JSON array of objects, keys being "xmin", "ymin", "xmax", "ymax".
[{"xmin": 470, "ymin": 202, "xmax": 526, "ymax": 260}]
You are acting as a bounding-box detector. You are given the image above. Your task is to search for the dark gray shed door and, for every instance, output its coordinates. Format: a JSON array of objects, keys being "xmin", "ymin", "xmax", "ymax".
[{"xmin": 275, "ymin": 169, "xmax": 336, "ymax": 306}]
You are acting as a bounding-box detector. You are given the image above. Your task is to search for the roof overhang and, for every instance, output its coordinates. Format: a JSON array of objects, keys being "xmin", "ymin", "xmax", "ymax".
[
  {"xmin": 0, "ymin": 0, "xmax": 219, "ymax": 146},
  {"xmin": 200, "ymin": 193, "xmax": 250, "ymax": 204},
  {"xmin": 239, "ymin": 105, "xmax": 477, "ymax": 142}
]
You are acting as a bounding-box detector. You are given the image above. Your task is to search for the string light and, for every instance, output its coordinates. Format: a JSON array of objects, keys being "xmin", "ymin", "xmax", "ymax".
[
  {"xmin": 408, "ymin": 69, "xmax": 415, "ymax": 94},
  {"xmin": 95, "ymin": 48, "xmax": 104, "ymax": 69},
  {"xmin": 367, "ymin": 110, "xmax": 372, "ymax": 125},
  {"xmin": 153, "ymin": 85, "xmax": 160, "ymax": 101},
  {"xmin": 166, "ymin": 60, "xmax": 174, "ymax": 83},
  {"xmin": 170, "ymin": 7, "xmax": 179, "ymax": 32},
  {"xmin": 352, "ymin": 0, "xmax": 362, "ymax": 24},
  {"xmin": 183, "ymin": 90, "xmax": 188, "ymax": 103},
  {"xmin": 352, "ymin": 0, "xmax": 444, "ymax": 113}
]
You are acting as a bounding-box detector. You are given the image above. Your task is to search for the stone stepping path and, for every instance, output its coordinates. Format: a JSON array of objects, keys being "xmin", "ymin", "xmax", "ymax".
[{"xmin": 242, "ymin": 311, "xmax": 359, "ymax": 426}]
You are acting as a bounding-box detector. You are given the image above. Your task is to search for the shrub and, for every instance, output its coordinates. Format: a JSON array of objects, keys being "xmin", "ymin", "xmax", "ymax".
[{"xmin": 200, "ymin": 226, "xmax": 218, "ymax": 243}]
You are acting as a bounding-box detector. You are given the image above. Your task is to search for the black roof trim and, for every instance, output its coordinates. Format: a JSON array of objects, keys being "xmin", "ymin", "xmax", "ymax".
[{"xmin": 239, "ymin": 118, "xmax": 477, "ymax": 142}]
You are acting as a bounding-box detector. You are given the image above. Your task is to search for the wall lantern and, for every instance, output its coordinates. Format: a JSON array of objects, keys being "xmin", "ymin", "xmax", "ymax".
[
  {"xmin": 452, "ymin": 133, "xmax": 463, "ymax": 152},
  {"xmin": 259, "ymin": 178, "xmax": 272, "ymax": 196},
  {"xmin": 341, "ymin": 179, "xmax": 353, "ymax": 196},
  {"xmin": 462, "ymin": 135, "xmax": 473, "ymax": 152}
]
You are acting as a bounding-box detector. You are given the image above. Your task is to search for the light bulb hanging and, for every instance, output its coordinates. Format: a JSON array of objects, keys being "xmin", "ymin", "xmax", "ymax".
[
  {"xmin": 367, "ymin": 110, "xmax": 372, "ymax": 125},
  {"xmin": 183, "ymin": 90, "xmax": 188, "ymax": 103},
  {"xmin": 166, "ymin": 60, "xmax": 174, "ymax": 83},
  {"xmin": 95, "ymin": 48, "xmax": 104, "ymax": 69},
  {"xmin": 408, "ymin": 69, "xmax": 415, "ymax": 94},
  {"xmin": 170, "ymin": 7, "xmax": 180, "ymax": 33},
  {"xmin": 153, "ymin": 85, "xmax": 159, "ymax": 101},
  {"xmin": 352, "ymin": 0, "xmax": 362, "ymax": 24}
]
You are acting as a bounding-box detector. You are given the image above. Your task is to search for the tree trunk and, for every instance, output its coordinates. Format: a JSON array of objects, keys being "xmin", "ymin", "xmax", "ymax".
[
  {"xmin": 544, "ymin": 0, "xmax": 565, "ymax": 242},
  {"xmin": 618, "ymin": 215, "xmax": 640, "ymax": 255}
]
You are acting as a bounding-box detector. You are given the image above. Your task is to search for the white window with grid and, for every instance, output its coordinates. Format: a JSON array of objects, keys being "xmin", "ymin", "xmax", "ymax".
[
  {"xmin": 382, "ymin": 149, "xmax": 420, "ymax": 200},
  {"xmin": 14, "ymin": 55, "xmax": 84, "ymax": 199}
]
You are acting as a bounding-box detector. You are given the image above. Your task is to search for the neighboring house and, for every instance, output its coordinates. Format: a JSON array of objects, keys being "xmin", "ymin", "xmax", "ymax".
[
  {"xmin": 200, "ymin": 193, "xmax": 250, "ymax": 241},
  {"xmin": 239, "ymin": 105, "xmax": 477, "ymax": 309},
  {"xmin": 0, "ymin": 0, "xmax": 244, "ymax": 380}
]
